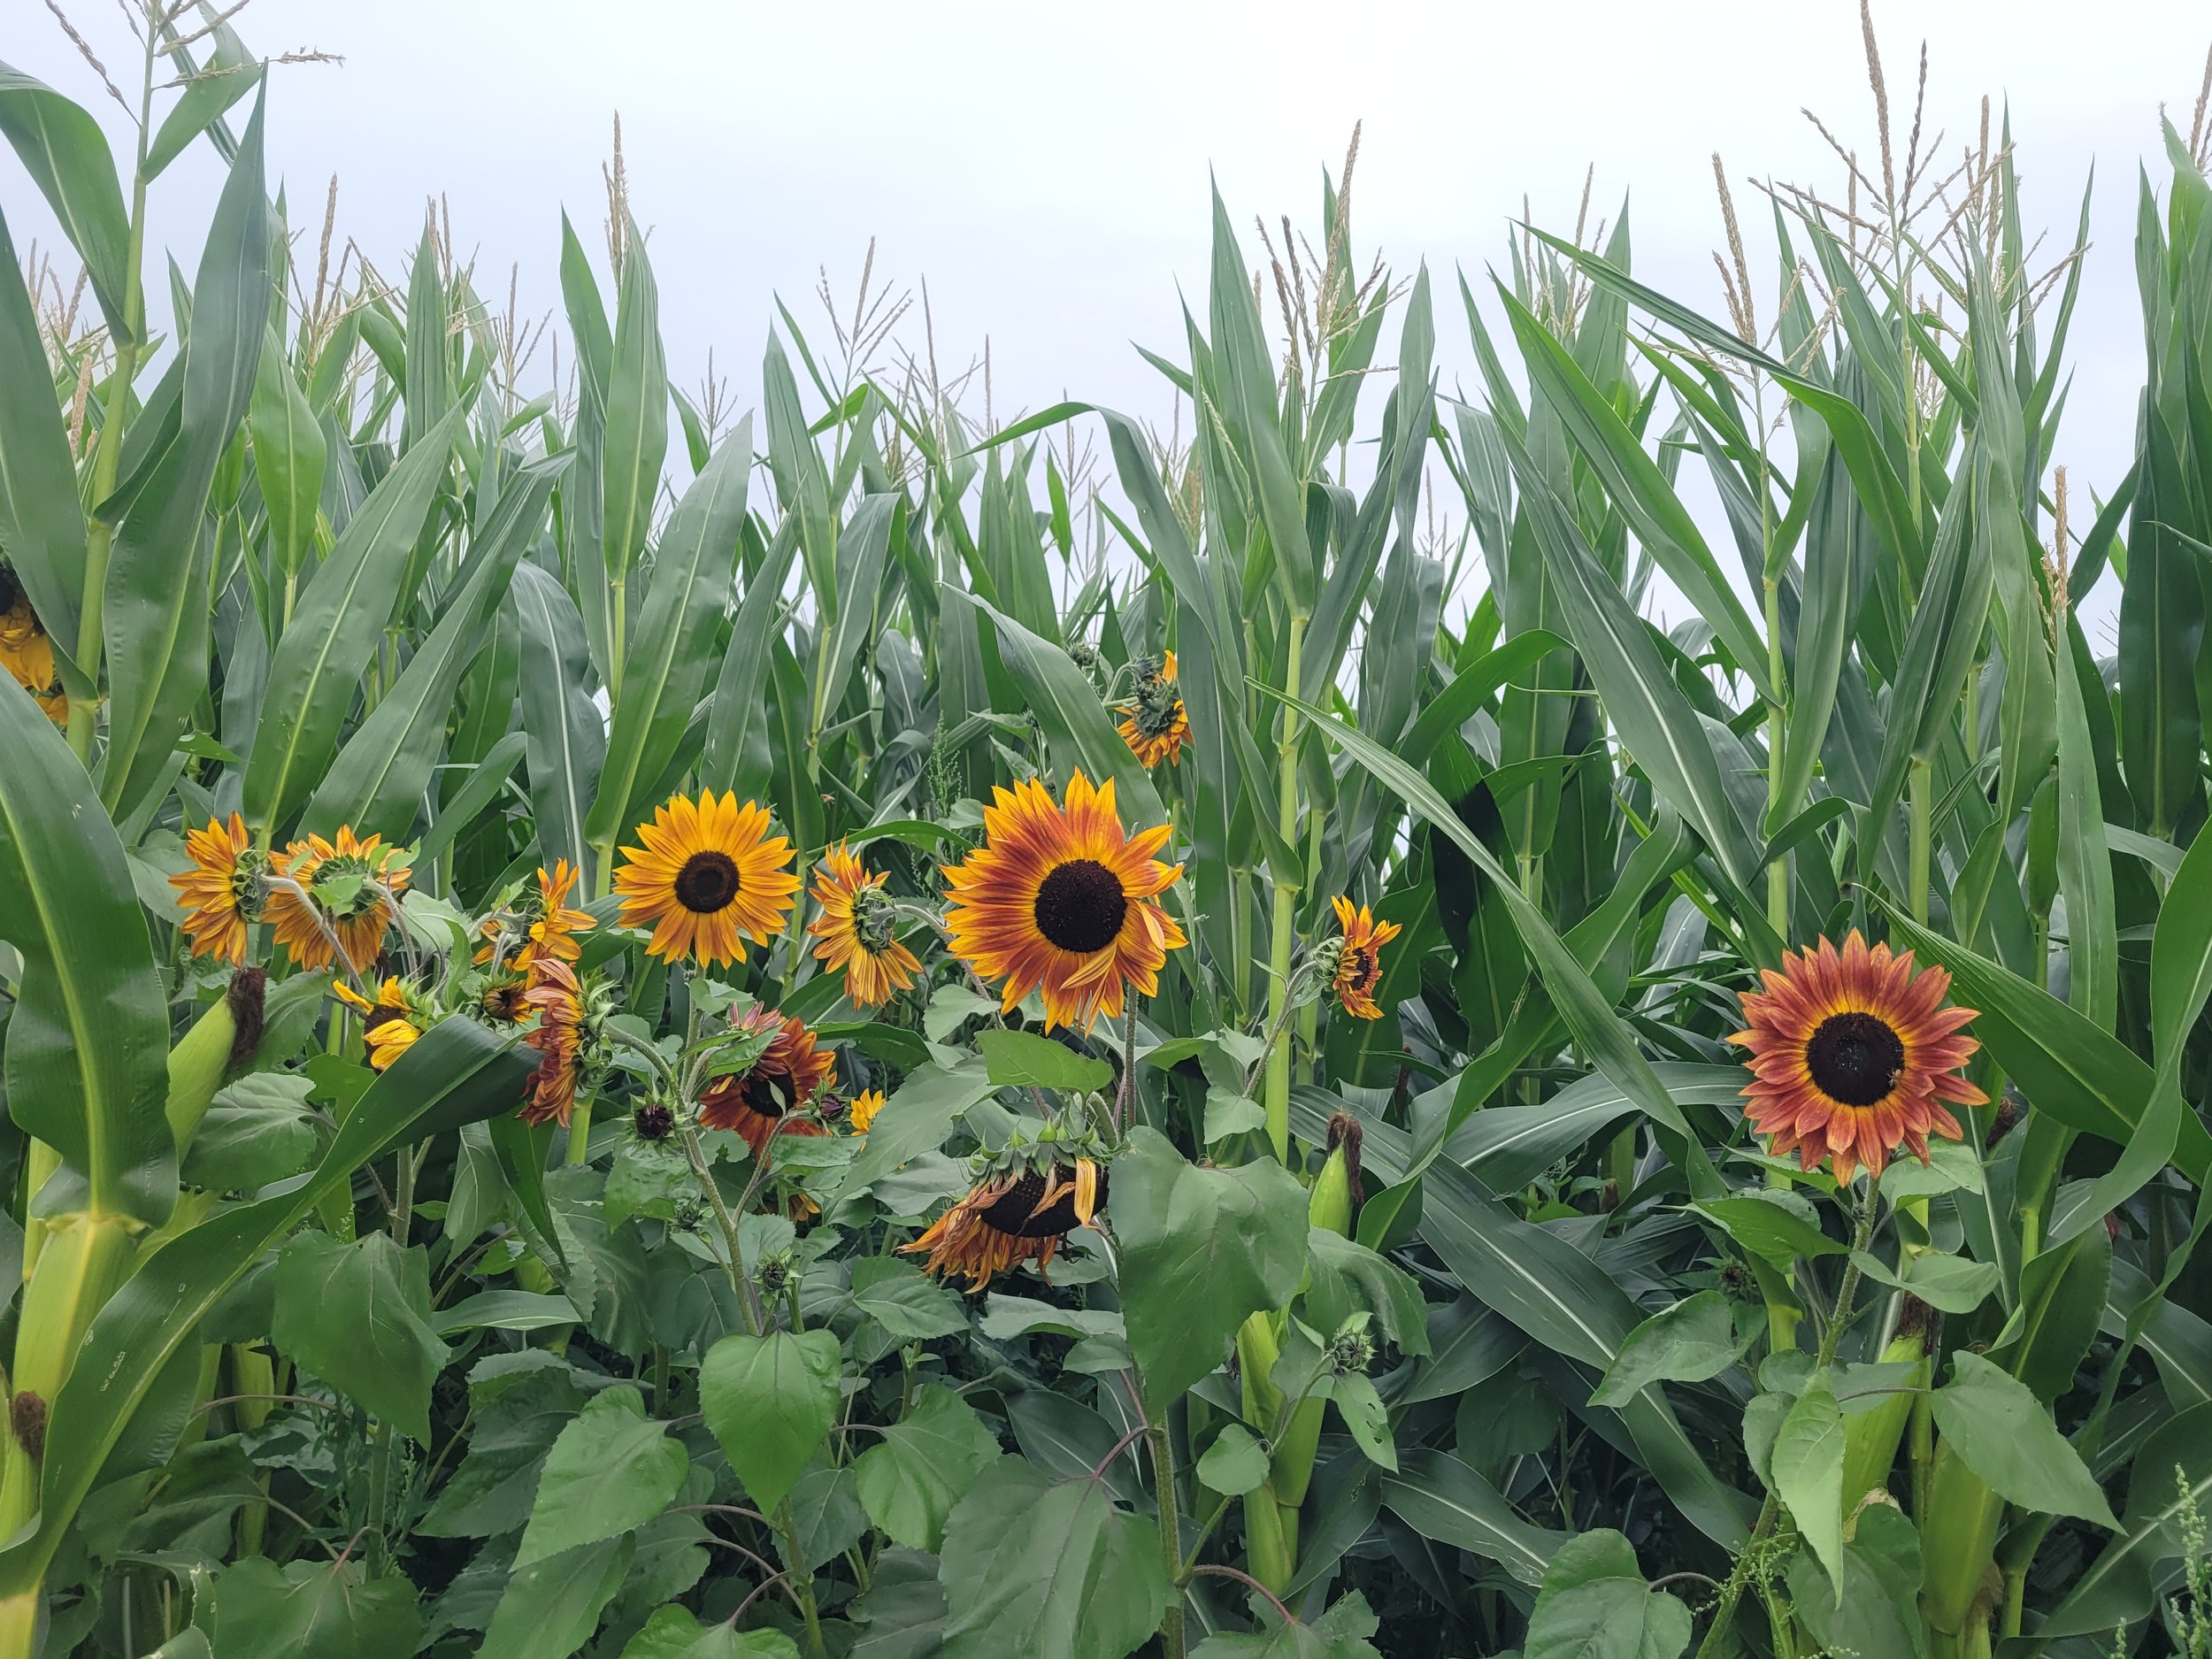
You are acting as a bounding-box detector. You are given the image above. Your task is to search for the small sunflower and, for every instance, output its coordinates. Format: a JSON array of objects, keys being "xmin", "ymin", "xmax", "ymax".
[
  {"xmin": 172, "ymin": 813, "xmax": 268, "ymax": 964},
  {"xmin": 521, "ymin": 958, "xmax": 588, "ymax": 1126},
  {"xmin": 0, "ymin": 568, "xmax": 67, "ymax": 724},
  {"xmin": 697, "ymin": 1004, "xmax": 836, "ymax": 1164},
  {"xmin": 334, "ymin": 977, "xmax": 424, "ymax": 1071},
  {"xmin": 848, "ymin": 1088, "xmax": 886, "ymax": 1137},
  {"xmin": 518, "ymin": 858, "xmax": 595, "ymax": 971},
  {"xmin": 614, "ymin": 791, "xmax": 799, "ymax": 968},
  {"xmin": 808, "ymin": 842, "xmax": 921, "ymax": 1009},
  {"xmin": 941, "ymin": 770, "xmax": 1186, "ymax": 1033},
  {"xmin": 480, "ymin": 972, "xmax": 530, "ymax": 1025},
  {"xmin": 265, "ymin": 826, "xmax": 411, "ymax": 973},
  {"xmin": 1730, "ymin": 930, "xmax": 1985, "ymax": 1183},
  {"xmin": 901, "ymin": 1155, "xmax": 1108, "ymax": 1291},
  {"xmin": 1117, "ymin": 650, "xmax": 1191, "ymax": 769},
  {"xmin": 1326, "ymin": 896, "xmax": 1402, "ymax": 1020}
]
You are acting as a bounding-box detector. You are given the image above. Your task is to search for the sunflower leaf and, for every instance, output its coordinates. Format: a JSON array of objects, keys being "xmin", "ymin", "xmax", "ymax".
[
  {"xmin": 977, "ymin": 1028, "xmax": 1113, "ymax": 1094},
  {"xmin": 700, "ymin": 1327, "xmax": 842, "ymax": 1515},
  {"xmin": 853, "ymin": 1384, "xmax": 1003, "ymax": 1550}
]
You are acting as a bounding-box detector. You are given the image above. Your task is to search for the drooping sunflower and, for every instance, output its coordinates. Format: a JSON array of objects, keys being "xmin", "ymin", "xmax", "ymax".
[
  {"xmin": 808, "ymin": 842, "xmax": 921, "ymax": 1009},
  {"xmin": 1117, "ymin": 650, "xmax": 1190, "ymax": 769},
  {"xmin": 333, "ymin": 977, "xmax": 423, "ymax": 1071},
  {"xmin": 521, "ymin": 958, "xmax": 588, "ymax": 1126},
  {"xmin": 697, "ymin": 1004, "xmax": 836, "ymax": 1163},
  {"xmin": 613, "ymin": 791, "xmax": 799, "ymax": 968},
  {"xmin": 902, "ymin": 1155, "xmax": 1107, "ymax": 1291},
  {"xmin": 848, "ymin": 1088, "xmax": 886, "ymax": 1138},
  {"xmin": 1730, "ymin": 930, "xmax": 1985, "ymax": 1183},
  {"xmin": 172, "ymin": 813, "xmax": 268, "ymax": 964},
  {"xmin": 1326, "ymin": 896, "xmax": 1402, "ymax": 1020},
  {"xmin": 941, "ymin": 770, "xmax": 1186, "ymax": 1033},
  {"xmin": 0, "ymin": 567, "xmax": 67, "ymax": 724},
  {"xmin": 265, "ymin": 826, "xmax": 411, "ymax": 973}
]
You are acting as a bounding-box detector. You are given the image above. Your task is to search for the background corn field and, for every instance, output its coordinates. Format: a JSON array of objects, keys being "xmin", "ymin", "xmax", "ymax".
[{"xmin": 9, "ymin": 4, "xmax": 2212, "ymax": 1657}]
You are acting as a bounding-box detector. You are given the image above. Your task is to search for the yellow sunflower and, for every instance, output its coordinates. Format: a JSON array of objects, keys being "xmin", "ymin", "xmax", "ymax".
[
  {"xmin": 173, "ymin": 813, "xmax": 266, "ymax": 964},
  {"xmin": 518, "ymin": 858, "xmax": 595, "ymax": 971},
  {"xmin": 901, "ymin": 1158, "xmax": 1106, "ymax": 1291},
  {"xmin": 265, "ymin": 826, "xmax": 411, "ymax": 973},
  {"xmin": 808, "ymin": 842, "xmax": 921, "ymax": 1009},
  {"xmin": 521, "ymin": 958, "xmax": 588, "ymax": 1126},
  {"xmin": 848, "ymin": 1088, "xmax": 886, "ymax": 1137},
  {"xmin": 1117, "ymin": 650, "xmax": 1190, "ymax": 768},
  {"xmin": 1730, "ymin": 930, "xmax": 1985, "ymax": 1183},
  {"xmin": 1327, "ymin": 896, "xmax": 1402, "ymax": 1020},
  {"xmin": 941, "ymin": 770, "xmax": 1185, "ymax": 1033},
  {"xmin": 334, "ymin": 977, "xmax": 423, "ymax": 1071},
  {"xmin": 613, "ymin": 791, "xmax": 799, "ymax": 968},
  {"xmin": 697, "ymin": 1005, "xmax": 835, "ymax": 1164},
  {"xmin": 0, "ymin": 570, "xmax": 67, "ymax": 724}
]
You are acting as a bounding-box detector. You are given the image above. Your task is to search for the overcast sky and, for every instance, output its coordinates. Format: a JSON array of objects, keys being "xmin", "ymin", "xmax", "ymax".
[{"xmin": 10, "ymin": 0, "xmax": 2212, "ymax": 639}]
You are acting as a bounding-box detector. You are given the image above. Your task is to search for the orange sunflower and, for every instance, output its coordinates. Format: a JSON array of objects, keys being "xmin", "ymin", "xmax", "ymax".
[
  {"xmin": 614, "ymin": 791, "xmax": 799, "ymax": 968},
  {"xmin": 521, "ymin": 958, "xmax": 588, "ymax": 1126},
  {"xmin": 333, "ymin": 977, "xmax": 423, "ymax": 1071},
  {"xmin": 173, "ymin": 813, "xmax": 267, "ymax": 964},
  {"xmin": 808, "ymin": 842, "xmax": 921, "ymax": 1009},
  {"xmin": 265, "ymin": 826, "xmax": 411, "ymax": 973},
  {"xmin": 941, "ymin": 770, "xmax": 1185, "ymax": 1033},
  {"xmin": 902, "ymin": 1157, "xmax": 1107, "ymax": 1291},
  {"xmin": 1328, "ymin": 896, "xmax": 1402, "ymax": 1020},
  {"xmin": 697, "ymin": 1005, "xmax": 836, "ymax": 1164},
  {"xmin": 518, "ymin": 858, "xmax": 595, "ymax": 970},
  {"xmin": 1117, "ymin": 650, "xmax": 1191, "ymax": 768},
  {"xmin": 0, "ymin": 568, "xmax": 67, "ymax": 724},
  {"xmin": 1730, "ymin": 930, "xmax": 1985, "ymax": 1183}
]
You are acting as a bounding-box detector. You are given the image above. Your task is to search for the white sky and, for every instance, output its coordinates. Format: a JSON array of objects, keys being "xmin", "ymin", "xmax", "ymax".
[{"xmin": 9, "ymin": 0, "xmax": 2211, "ymax": 642}]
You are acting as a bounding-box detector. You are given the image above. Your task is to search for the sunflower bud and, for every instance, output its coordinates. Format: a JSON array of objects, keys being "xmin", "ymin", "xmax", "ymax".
[{"xmin": 632, "ymin": 1102, "xmax": 676, "ymax": 1142}]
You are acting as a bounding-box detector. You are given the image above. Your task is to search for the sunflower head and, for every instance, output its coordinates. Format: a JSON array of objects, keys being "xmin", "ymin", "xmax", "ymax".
[
  {"xmin": 333, "ymin": 976, "xmax": 425, "ymax": 1071},
  {"xmin": 696, "ymin": 1004, "xmax": 835, "ymax": 1163},
  {"xmin": 848, "ymin": 1087, "xmax": 886, "ymax": 1136},
  {"xmin": 941, "ymin": 770, "xmax": 1186, "ymax": 1033},
  {"xmin": 520, "ymin": 957, "xmax": 594, "ymax": 1125},
  {"xmin": 517, "ymin": 858, "xmax": 595, "ymax": 971},
  {"xmin": 267, "ymin": 826, "xmax": 411, "ymax": 972},
  {"xmin": 901, "ymin": 1144, "xmax": 1110, "ymax": 1292},
  {"xmin": 479, "ymin": 972, "xmax": 530, "ymax": 1025},
  {"xmin": 615, "ymin": 791, "xmax": 799, "ymax": 967},
  {"xmin": 809, "ymin": 843, "xmax": 922, "ymax": 1009},
  {"xmin": 1729, "ymin": 930, "xmax": 1985, "ymax": 1184},
  {"xmin": 0, "ymin": 570, "xmax": 66, "ymax": 724},
  {"xmin": 1117, "ymin": 650, "xmax": 1190, "ymax": 769},
  {"xmin": 1322, "ymin": 896, "xmax": 1402, "ymax": 1020},
  {"xmin": 173, "ymin": 813, "xmax": 269, "ymax": 964}
]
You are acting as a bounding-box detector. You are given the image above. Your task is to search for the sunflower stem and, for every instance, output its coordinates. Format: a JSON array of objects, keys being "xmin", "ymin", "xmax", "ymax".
[
  {"xmin": 1143, "ymin": 1402, "xmax": 1187, "ymax": 1659},
  {"xmin": 1263, "ymin": 613, "xmax": 1309, "ymax": 1165},
  {"xmin": 565, "ymin": 1098, "xmax": 594, "ymax": 1165}
]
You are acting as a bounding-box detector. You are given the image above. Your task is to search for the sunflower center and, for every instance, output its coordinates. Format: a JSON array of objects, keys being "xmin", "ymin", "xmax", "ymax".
[
  {"xmin": 1804, "ymin": 1011, "xmax": 1906, "ymax": 1107},
  {"xmin": 1033, "ymin": 859, "xmax": 1127, "ymax": 953},
  {"xmin": 674, "ymin": 850, "xmax": 743, "ymax": 913},
  {"xmin": 979, "ymin": 1164, "xmax": 1105, "ymax": 1239},
  {"xmin": 1344, "ymin": 947, "xmax": 1376, "ymax": 987}
]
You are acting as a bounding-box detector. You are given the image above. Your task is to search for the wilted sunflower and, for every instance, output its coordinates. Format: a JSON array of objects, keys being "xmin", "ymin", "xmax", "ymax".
[
  {"xmin": 697, "ymin": 1004, "xmax": 835, "ymax": 1164},
  {"xmin": 1730, "ymin": 930, "xmax": 1985, "ymax": 1183},
  {"xmin": 848, "ymin": 1088, "xmax": 886, "ymax": 1137},
  {"xmin": 1117, "ymin": 650, "xmax": 1191, "ymax": 768},
  {"xmin": 265, "ymin": 826, "xmax": 411, "ymax": 973},
  {"xmin": 902, "ymin": 1155, "xmax": 1107, "ymax": 1291},
  {"xmin": 614, "ymin": 791, "xmax": 799, "ymax": 968},
  {"xmin": 941, "ymin": 770, "xmax": 1186, "ymax": 1033},
  {"xmin": 173, "ymin": 813, "xmax": 268, "ymax": 964},
  {"xmin": 521, "ymin": 958, "xmax": 588, "ymax": 1126},
  {"xmin": 334, "ymin": 977, "xmax": 423, "ymax": 1071},
  {"xmin": 1326, "ymin": 896, "xmax": 1402, "ymax": 1020},
  {"xmin": 0, "ymin": 567, "xmax": 66, "ymax": 724},
  {"xmin": 808, "ymin": 842, "xmax": 920, "ymax": 1009}
]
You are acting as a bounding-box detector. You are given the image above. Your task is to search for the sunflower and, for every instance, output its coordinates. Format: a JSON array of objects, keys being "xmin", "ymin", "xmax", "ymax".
[
  {"xmin": 0, "ymin": 568, "xmax": 67, "ymax": 724},
  {"xmin": 1117, "ymin": 650, "xmax": 1190, "ymax": 769},
  {"xmin": 697, "ymin": 1004, "xmax": 836, "ymax": 1163},
  {"xmin": 941, "ymin": 770, "xmax": 1186, "ymax": 1033},
  {"xmin": 1729, "ymin": 930, "xmax": 1985, "ymax": 1183},
  {"xmin": 808, "ymin": 843, "xmax": 921, "ymax": 1009},
  {"xmin": 848, "ymin": 1088, "xmax": 886, "ymax": 1137},
  {"xmin": 1326, "ymin": 896, "xmax": 1402, "ymax": 1020},
  {"xmin": 333, "ymin": 977, "xmax": 423, "ymax": 1071},
  {"xmin": 265, "ymin": 826, "xmax": 411, "ymax": 973},
  {"xmin": 521, "ymin": 957, "xmax": 588, "ymax": 1126},
  {"xmin": 901, "ymin": 1156, "xmax": 1107, "ymax": 1291},
  {"xmin": 173, "ymin": 813, "xmax": 268, "ymax": 964},
  {"xmin": 613, "ymin": 791, "xmax": 799, "ymax": 968},
  {"xmin": 480, "ymin": 972, "xmax": 529, "ymax": 1025},
  {"xmin": 518, "ymin": 858, "xmax": 595, "ymax": 970}
]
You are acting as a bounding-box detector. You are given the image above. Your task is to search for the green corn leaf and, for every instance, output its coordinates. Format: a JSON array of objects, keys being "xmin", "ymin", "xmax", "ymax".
[
  {"xmin": 0, "ymin": 203, "xmax": 88, "ymax": 677},
  {"xmin": 0, "ymin": 62, "xmax": 132, "ymax": 342}
]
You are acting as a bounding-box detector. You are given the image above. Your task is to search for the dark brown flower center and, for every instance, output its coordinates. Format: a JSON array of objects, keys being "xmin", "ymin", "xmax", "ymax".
[
  {"xmin": 633, "ymin": 1102, "xmax": 675, "ymax": 1141},
  {"xmin": 978, "ymin": 1164, "xmax": 1107, "ymax": 1239},
  {"xmin": 1344, "ymin": 947, "xmax": 1378, "ymax": 990},
  {"xmin": 674, "ymin": 850, "xmax": 742, "ymax": 913},
  {"xmin": 1033, "ymin": 858, "xmax": 1126, "ymax": 954},
  {"xmin": 1805, "ymin": 1011, "xmax": 1906, "ymax": 1107}
]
